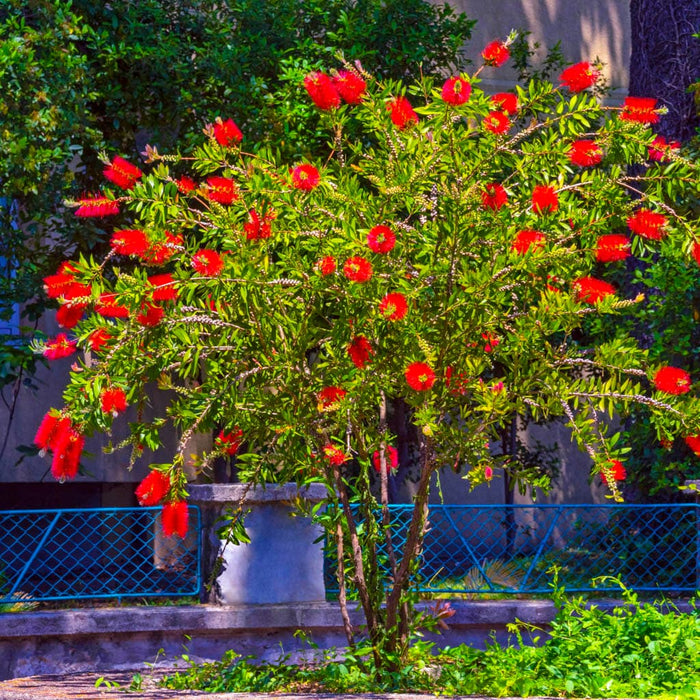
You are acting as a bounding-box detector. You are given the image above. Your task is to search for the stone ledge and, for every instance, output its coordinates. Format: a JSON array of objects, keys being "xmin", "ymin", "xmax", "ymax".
[{"xmin": 187, "ymin": 483, "xmax": 327, "ymax": 505}]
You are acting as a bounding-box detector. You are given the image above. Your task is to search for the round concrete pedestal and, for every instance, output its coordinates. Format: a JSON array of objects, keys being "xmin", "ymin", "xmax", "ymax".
[{"xmin": 188, "ymin": 483, "xmax": 327, "ymax": 604}]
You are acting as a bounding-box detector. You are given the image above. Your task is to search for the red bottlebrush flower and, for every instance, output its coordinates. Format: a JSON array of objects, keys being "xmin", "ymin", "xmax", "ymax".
[
  {"xmin": 490, "ymin": 92, "xmax": 518, "ymax": 115},
  {"xmin": 204, "ymin": 176, "xmax": 238, "ymax": 205},
  {"xmin": 176, "ymin": 175, "xmax": 197, "ymax": 194},
  {"xmin": 101, "ymin": 387, "xmax": 128, "ymax": 416},
  {"xmin": 244, "ymin": 208, "xmax": 274, "ymax": 240},
  {"xmin": 445, "ymin": 366, "xmax": 469, "ymax": 396},
  {"xmin": 560, "ymin": 62, "xmax": 599, "ymax": 92},
  {"xmin": 379, "ymin": 292, "xmax": 408, "ymax": 321},
  {"xmin": 161, "ymin": 501, "xmax": 189, "ymax": 538},
  {"xmin": 136, "ymin": 302, "xmax": 164, "ymax": 327},
  {"xmin": 343, "ymin": 256, "xmax": 373, "ymax": 283},
  {"xmin": 192, "ymin": 249, "xmax": 225, "ymax": 277},
  {"xmin": 441, "ymin": 76, "xmax": 471, "ymax": 106},
  {"xmin": 367, "ymin": 225, "xmax": 396, "ymax": 254},
  {"xmin": 143, "ymin": 231, "xmax": 184, "ymax": 265},
  {"xmin": 387, "ymin": 96, "xmax": 418, "ymax": 130},
  {"xmin": 620, "ymin": 96, "xmax": 659, "ymax": 124},
  {"xmin": 568, "ymin": 140, "xmax": 603, "ymax": 167},
  {"xmin": 318, "ymin": 255, "xmax": 337, "ymax": 276},
  {"xmin": 44, "ymin": 265, "xmax": 78, "ymax": 299},
  {"xmin": 148, "ymin": 273, "xmax": 178, "ymax": 301},
  {"xmin": 103, "ymin": 156, "xmax": 142, "ymax": 190},
  {"xmin": 333, "ymin": 70, "xmax": 366, "ymax": 104},
  {"xmin": 51, "ymin": 426, "xmax": 84, "ymax": 481},
  {"xmin": 596, "ymin": 234, "xmax": 631, "ymax": 262},
  {"xmin": 481, "ymin": 183, "xmax": 508, "ymax": 210},
  {"xmin": 88, "ymin": 328, "xmax": 113, "ymax": 353},
  {"xmin": 216, "ymin": 428, "xmax": 243, "ymax": 455},
  {"xmin": 482, "ymin": 332, "xmax": 500, "ymax": 353},
  {"xmin": 96, "ymin": 293, "xmax": 129, "ymax": 318},
  {"xmin": 482, "ymin": 40, "xmax": 510, "ymax": 67},
  {"xmin": 291, "ymin": 164, "xmax": 321, "ymax": 191},
  {"xmin": 44, "ymin": 334, "xmax": 77, "ymax": 360},
  {"xmin": 653, "ymin": 366, "xmax": 691, "ymax": 395},
  {"xmin": 304, "ymin": 72, "xmax": 341, "ymax": 110},
  {"xmin": 372, "ymin": 445, "xmax": 399, "ymax": 473},
  {"xmin": 483, "ymin": 111, "xmax": 510, "ymax": 134},
  {"xmin": 601, "ymin": 460, "xmax": 627, "ymax": 485},
  {"xmin": 627, "ymin": 209, "xmax": 667, "ymax": 240},
  {"xmin": 511, "ymin": 229, "xmax": 545, "ymax": 254},
  {"xmin": 648, "ymin": 135, "xmax": 680, "ymax": 162},
  {"xmin": 74, "ymin": 195, "xmax": 120, "ymax": 218},
  {"xmin": 110, "ymin": 229, "xmax": 149, "ymax": 257},
  {"xmin": 348, "ymin": 335, "xmax": 373, "ymax": 369},
  {"xmin": 56, "ymin": 303, "xmax": 86, "ymax": 329},
  {"xmin": 574, "ymin": 277, "xmax": 616, "ymax": 304},
  {"xmin": 531, "ymin": 185, "xmax": 558, "ymax": 214},
  {"xmin": 405, "ymin": 362, "xmax": 436, "ymax": 391},
  {"xmin": 62, "ymin": 283, "xmax": 91, "ymax": 302},
  {"xmin": 684, "ymin": 435, "xmax": 700, "ymax": 456},
  {"xmin": 318, "ymin": 386, "xmax": 347, "ymax": 410},
  {"xmin": 34, "ymin": 412, "xmax": 71, "ymax": 454},
  {"xmin": 692, "ymin": 242, "xmax": 700, "ymax": 267},
  {"xmin": 136, "ymin": 470, "xmax": 171, "ymax": 506},
  {"xmin": 323, "ymin": 444, "xmax": 349, "ymax": 466},
  {"xmin": 213, "ymin": 117, "xmax": 243, "ymax": 146}
]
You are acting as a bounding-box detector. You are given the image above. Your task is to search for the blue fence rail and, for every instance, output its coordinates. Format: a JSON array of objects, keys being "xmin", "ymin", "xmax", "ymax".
[
  {"xmin": 325, "ymin": 503, "xmax": 700, "ymax": 595},
  {"xmin": 0, "ymin": 506, "xmax": 201, "ymax": 604}
]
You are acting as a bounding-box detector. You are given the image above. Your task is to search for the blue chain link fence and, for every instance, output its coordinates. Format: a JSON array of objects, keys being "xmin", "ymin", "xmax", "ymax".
[
  {"xmin": 325, "ymin": 504, "xmax": 700, "ymax": 595},
  {"xmin": 0, "ymin": 506, "xmax": 201, "ymax": 604}
]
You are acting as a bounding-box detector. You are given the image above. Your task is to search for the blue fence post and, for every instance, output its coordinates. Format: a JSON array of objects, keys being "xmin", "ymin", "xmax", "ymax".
[{"xmin": 519, "ymin": 505, "xmax": 563, "ymax": 590}]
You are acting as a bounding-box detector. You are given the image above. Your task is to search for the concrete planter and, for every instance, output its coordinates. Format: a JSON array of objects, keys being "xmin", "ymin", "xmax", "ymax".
[{"xmin": 188, "ymin": 483, "xmax": 327, "ymax": 605}]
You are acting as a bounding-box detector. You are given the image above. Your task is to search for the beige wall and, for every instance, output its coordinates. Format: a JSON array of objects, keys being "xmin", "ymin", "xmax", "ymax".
[{"xmin": 447, "ymin": 0, "xmax": 631, "ymax": 101}]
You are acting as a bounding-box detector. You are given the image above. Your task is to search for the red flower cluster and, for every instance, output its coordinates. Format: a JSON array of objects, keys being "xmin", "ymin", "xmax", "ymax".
[
  {"xmin": 291, "ymin": 164, "xmax": 320, "ymax": 191},
  {"xmin": 323, "ymin": 444, "xmax": 349, "ymax": 466},
  {"xmin": 348, "ymin": 335, "xmax": 373, "ymax": 369},
  {"xmin": 101, "ymin": 387, "xmax": 128, "ymax": 416},
  {"xmin": 692, "ymin": 242, "xmax": 700, "ymax": 268},
  {"xmin": 75, "ymin": 195, "xmax": 120, "ymax": 218},
  {"xmin": 531, "ymin": 185, "xmax": 558, "ymax": 214},
  {"xmin": 136, "ymin": 302, "xmax": 164, "ymax": 327},
  {"xmin": 318, "ymin": 386, "xmax": 347, "ymax": 410},
  {"xmin": 445, "ymin": 366, "xmax": 469, "ymax": 396},
  {"xmin": 304, "ymin": 72, "xmax": 341, "ymax": 110},
  {"xmin": 216, "ymin": 428, "xmax": 244, "ymax": 455},
  {"xmin": 405, "ymin": 362, "xmax": 435, "ymax": 391},
  {"xmin": 574, "ymin": 277, "xmax": 615, "ymax": 303},
  {"xmin": 318, "ymin": 255, "xmax": 336, "ymax": 276},
  {"xmin": 43, "ymin": 262, "xmax": 81, "ymax": 299},
  {"xmin": 212, "ymin": 117, "xmax": 243, "ymax": 147},
  {"xmin": 88, "ymin": 328, "xmax": 112, "ymax": 353},
  {"xmin": 569, "ymin": 140, "xmax": 603, "ymax": 167},
  {"xmin": 620, "ymin": 96, "xmax": 659, "ymax": 124},
  {"xmin": 441, "ymin": 76, "xmax": 471, "ymax": 106},
  {"xmin": 372, "ymin": 445, "xmax": 399, "ymax": 473},
  {"xmin": 34, "ymin": 412, "xmax": 84, "ymax": 481},
  {"xmin": 648, "ymin": 135, "xmax": 680, "ymax": 162},
  {"xmin": 136, "ymin": 470, "xmax": 171, "ymax": 506},
  {"xmin": 162, "ymin": 501, "xmax": 188, "ymax": 538},
  {"xmin": 367, "ymin": 225, "xmax": 396, "ymax": 254},
  {"xmin": 511, "ymin": 229, "xmax": 545, "ymax": 254},
  {"xmin": 387, "ymin": 96, "xmax": 418, "ymax": 130},
  {"xmin": 334, "ymin": 70, "xmax": 367, "ymax": 105},
  {"xmin": 482, "ymin": 333, "xmax": 500, "ymax": 353},
  {"xmin": 684, "ymin": 435, "xmax": 700, "ymax": 456},
  {"xmin": 244, "ymin": 208, "xmax": 274, "ymax": 240},
  {"xmin": 482, "ymin": 40, "xmax": 510, "ymax": 67},
  {"xmin": 653, "ymin": 366, "xmax": 691, "ymax": 395},
  {"xmin": 483, "ymin": 111, "xmax": 510, "ymax": 134},
  {"xmin": 596, "ymin": 234, "xmax": 631, "ymax": 262},
  {"xmin": 192, "ymin": 249, "xmax": 225, "ymax": 277},
  {"xmin": 481, "ymin": 183, "xmax": 508, "ymax": 210},
  {"xmin": 490, "ymin": 92, "xmax": 518, "ymax": 115},
  {"xmin": 627, "ymin": 209, "xmax": 667, "ymax": 240},
  {"xmin": 601, "ymin": 460, "xmax": 626, "ymax": 485},
  {"xmin": 104, "ymin": 156, "xmax": 142, "ymax": 190},
  {"xmin": 56, "ymin": 303, "xmax": 86, "ymax": 329},
  {"xmin": 343, "ymin": 256, "xmax": 373, "ymax": 283},
  {"xmin": 142, "ymin": 231, "xmax": 184, "ymax": 265},
  {"xmin": 560, "ymin": 62, "xmax": 599, "ymax": 93},
  {"xmin": 96, "ymin": 293, "xmax": 129, "ymax": 318},
  {"xmin": 44, "ymin": 334, "xmax": 77, "ymax": 360},
  {"xmin": 379, "ymin": 292, "xmax": 408, "ymax": 321},
  {"xmin": 176, "ymin": 175, "xmax": 197, "ymax": 194},
  {"xmin": 110, "ymin": 229, "xmax": 149, "ymax": 257},
  {"xmin": 204, "ymin": 176, "xmax": 238, "ymax": 205},
  {"xmin": 148, "ymin": 273, "xmax": 178, "ymax": 301}
]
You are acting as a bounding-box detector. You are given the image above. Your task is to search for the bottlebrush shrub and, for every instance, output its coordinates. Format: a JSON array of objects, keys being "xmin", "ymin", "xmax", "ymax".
[{"xmin": 35, "ymin": 54, "xmax": 700, "ymax": 667}]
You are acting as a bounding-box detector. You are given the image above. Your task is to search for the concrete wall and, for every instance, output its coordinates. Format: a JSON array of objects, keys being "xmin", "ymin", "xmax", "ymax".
[{"xmin": 448, "ymin": 0, "xmax": 631, "ymax": 101}]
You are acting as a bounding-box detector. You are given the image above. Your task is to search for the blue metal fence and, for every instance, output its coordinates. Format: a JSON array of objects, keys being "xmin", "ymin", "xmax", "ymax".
[
  {"xmin": 325, "ymin": 503, "xmax": 700, "ymax": 595},
  {"xmin": 0, "ymin": 506, "xmax": 201, "ymax": 604}
]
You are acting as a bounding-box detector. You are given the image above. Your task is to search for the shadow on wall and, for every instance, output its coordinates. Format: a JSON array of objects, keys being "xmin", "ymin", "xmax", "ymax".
[{"xmin": 447, "ymin": 0, "xmax": 631, "ymax": 97}]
